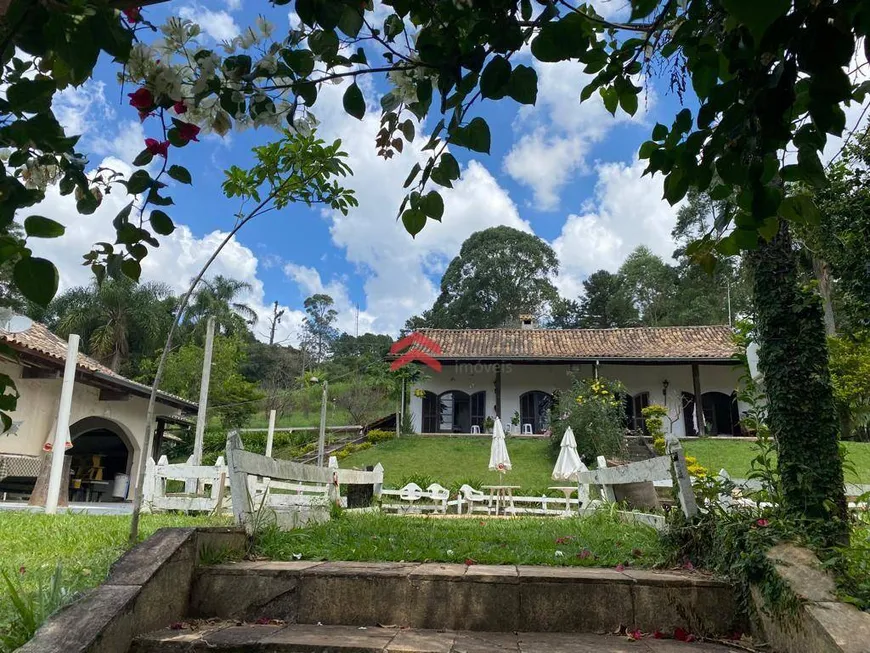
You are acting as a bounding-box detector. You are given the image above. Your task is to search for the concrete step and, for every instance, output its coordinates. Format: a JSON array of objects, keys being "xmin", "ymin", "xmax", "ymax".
[
  {"xmin": 131, "ymin": 622, "xmax": 747, "ymax": 652},
  {"xmin": 190, "ymin": 562, "xmax": 743, "ymax": 637}
]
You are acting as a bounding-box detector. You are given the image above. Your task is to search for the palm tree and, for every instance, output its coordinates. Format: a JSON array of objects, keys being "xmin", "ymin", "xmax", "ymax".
[
  {"xmin": 51, "ymin": 279, "xmax": 174, "ymax": 373},
  {"xmin": 186, "ymin": 275, "xmax": 257, "ymax": 338}
]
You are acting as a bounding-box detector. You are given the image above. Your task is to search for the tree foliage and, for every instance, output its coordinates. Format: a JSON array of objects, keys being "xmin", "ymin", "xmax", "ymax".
[
  {"xmin": 301, "ymin": 293, "xmax": 339, "ymax": 364},
  {"xmin": 413, "ymin": 226, "xmax": 559, "ymax": 328},
  {"xmin": 186, "ymin": 275, "xmax": 258, "ymax": 340},
  {"xmin": 576, "ymin": 270, "xmax": 638, "ymax": 328}
]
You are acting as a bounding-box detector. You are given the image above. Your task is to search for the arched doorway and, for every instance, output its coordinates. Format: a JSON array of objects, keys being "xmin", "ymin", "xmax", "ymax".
[
  {"xmin": 682, "ymin": 392, "xmax": 741, "ymax": 436},
  {"xmin": 67, "ymin": 417, "xmax": 136, "ymax": 502},
  {"xmin": 520, "ymin": 391, "xmax": 552, "ymax": 434}
]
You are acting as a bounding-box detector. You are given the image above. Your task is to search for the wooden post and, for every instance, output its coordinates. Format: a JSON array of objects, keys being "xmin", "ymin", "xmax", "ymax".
[
  {"xmin": 265, "ymin": 409, "xmax": 276, "ymax": 458},
  {"xmin": 576, "ymin": 460, "xmax": 591, "ymax": 510},
  {"xmin": 45, "ymin": 333, "xmax": 79, "ymax": 514},
  {"xmin": 596, "ymin": 456, "xmax": 616, "ymax": 503},
  {"xmin": 226, "ymin": 430, "xmax": 253, "ymax": 532},
  {"xmin": 692, "ymin": 363, "xmax": 704, "ymax": 436},
  {"xmin": 373, "ymin": 462, "xmax": 384, "ymax": 499},
  {"xmin": 494, "ymin": 364, "xmax": 502, "ymax": 419},
  {"xmin": 666, "ymin": 435, "xmax": 699, "ymax": 518},
  {"xmin": 399, "ymin": 378, "xmax": 405, "ymax": 437},
  {"xmin": 152, "ymin": 419, "xmax": 166, "ymax": 460},
  {"xmin": 192, "ymin": 317, "xmax": 215, "ymax": 465},
  {"xmin": 317, "ymin": 381, "xmax": 328, "ymax": 466}
]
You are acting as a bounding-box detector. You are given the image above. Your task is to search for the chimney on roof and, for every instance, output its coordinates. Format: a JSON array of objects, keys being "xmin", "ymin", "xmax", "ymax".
[{"xmin": 519, "ymin": 314, "xmax": 535, "ymax": 330}]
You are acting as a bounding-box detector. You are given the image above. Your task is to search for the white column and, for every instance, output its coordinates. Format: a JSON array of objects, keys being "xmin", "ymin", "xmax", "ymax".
[
  {"xmin": 317, "ymin": 381, "xmax": 328, "ymax": 466},
  {"xmin": 265, "ymin": 409, "xmax": 276, "ymax": 458},
  {"xmin": 192, "ymin": 317, "xmax": 216, "ymax": 465},
  {"xmin": 45, "ymin": 334, "xmax": 79, "ymax": 514}
]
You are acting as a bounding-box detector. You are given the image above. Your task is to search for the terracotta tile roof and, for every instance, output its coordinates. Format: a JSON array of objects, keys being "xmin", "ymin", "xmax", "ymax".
[
  {"xmin": 413, "ymin": 326, "xmax": 738, "ymax": 361},
  {"xmin": 0, "ymin": 322, "xmax": 196, "ymax": 410}
]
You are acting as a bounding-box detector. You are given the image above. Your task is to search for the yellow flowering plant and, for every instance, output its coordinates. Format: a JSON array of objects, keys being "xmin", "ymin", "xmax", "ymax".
[{"xmin": 552, "ymin": 376, "xmax": 626, "ymax": 461}]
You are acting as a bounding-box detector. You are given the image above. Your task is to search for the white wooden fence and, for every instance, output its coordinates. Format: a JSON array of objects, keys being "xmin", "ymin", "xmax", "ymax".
[
  {"xmin": 142, "ymin": 455, "xmax": 229, "ymax": 514},
  {"xmin": 226, "ymin": 430, "xmax": 384, "ymax": 532}
]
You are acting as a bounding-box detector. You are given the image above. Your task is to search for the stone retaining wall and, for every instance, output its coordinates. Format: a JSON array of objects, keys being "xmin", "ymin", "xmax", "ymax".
[{"xmin": 191, "ymin": 560, "xmax": 743, "ymax": 636}]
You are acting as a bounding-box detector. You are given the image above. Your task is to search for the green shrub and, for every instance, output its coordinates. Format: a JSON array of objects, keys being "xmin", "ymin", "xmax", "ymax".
[
  {"xmin": 366, "ymin": 429, "xmax": 394, "ymax": 444},
  {"xmin": 551, "ymin": 376, "xmax": 626, "ymax": 462},
  {"xmin": 398, "ymin": 473, "xmax": 437, "ymax": 489},
  {"xmin": 336, "ymin": 441, "xmax": 373, "ymax": 460}
]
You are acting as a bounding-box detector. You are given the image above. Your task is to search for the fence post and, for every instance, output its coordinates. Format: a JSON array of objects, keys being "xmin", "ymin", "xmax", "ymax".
[
  {"xmin": 666, "ymin": 435, "xmax": 699, "ymax": 518},
  {"xmin": 596, "ymin": 456, "xmax": 616, "ymax": 503},
  {"xmin": 373, "ymin": 462, "xmax": 384, "ymax": 499},
  {"xmin": 327, "ymin": 458, "xmax": 340, "ymax": 506},
  {"xmin": 576, "ymin": 460, "xmax": 591, "ymax": 510},
  {"xmin": 226, "ymin": 430, "xmax": 253, "ymax": 532},
  {"xmin": 142, "ymin": 457, "xmax": 156, "ymax": 513}
]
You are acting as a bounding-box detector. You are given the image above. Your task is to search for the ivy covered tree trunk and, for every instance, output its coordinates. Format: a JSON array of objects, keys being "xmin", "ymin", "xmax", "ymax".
[{"xmin": 749, "ymin": 222, "xmax": 848, "ymax": 545}]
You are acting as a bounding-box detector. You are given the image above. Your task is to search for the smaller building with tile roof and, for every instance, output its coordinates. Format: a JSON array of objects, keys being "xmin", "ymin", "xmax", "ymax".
[
  {"xmin": 398, "ymin": 325, "xmax": 745, "ymax": 438},
  {"xmin": 0, "ymin": 322, "xmax": 197, "ymax": 504}
]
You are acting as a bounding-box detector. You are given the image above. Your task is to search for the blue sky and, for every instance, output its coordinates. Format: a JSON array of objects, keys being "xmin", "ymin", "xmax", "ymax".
[{"xmin": 30, "ymin": 1, "xmax": 865, "ymax": 344}]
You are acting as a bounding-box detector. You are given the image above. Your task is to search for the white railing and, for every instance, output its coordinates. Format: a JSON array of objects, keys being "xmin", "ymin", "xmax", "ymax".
[
  {"xmin": 142, "ymin": 455, "xmax": 229, "ymax": 514},
  {"xmin": 226, "ymin": 430, "xmax": 383, "ymax": 532}
]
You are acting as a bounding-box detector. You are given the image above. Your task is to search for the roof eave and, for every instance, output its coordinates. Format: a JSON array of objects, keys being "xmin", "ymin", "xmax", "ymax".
[
  {"xmin": 88, "ymin": 370, "xmax": 198, "ymax": 411},
  {"xmin": 412, "ymin": 356, "xmax": 739, "ymax": 365}
]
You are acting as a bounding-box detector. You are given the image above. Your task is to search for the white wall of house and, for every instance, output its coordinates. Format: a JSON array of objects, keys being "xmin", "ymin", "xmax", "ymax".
[
  {"xmin": 409, "ymin": 361, "xmax": 746, "ymax": 437},
  {"xmin": 0, "ymin": 360, "xmax": 177, "ymax": 486}
]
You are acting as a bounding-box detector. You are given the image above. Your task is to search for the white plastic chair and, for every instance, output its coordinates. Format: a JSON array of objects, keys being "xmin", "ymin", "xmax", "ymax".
[
  {"xmin": 427, "ymin": 483, "xmax": 450, "ymax": 513},
  {"xmin": 470, "ymin": 425, "xmax": 481, "ymax": 434},
  {"xmin": 399, "ymin": 482, "xmax": 424, "ymax": 502},
  {"xmin": 522, "ymin": 423, "xmax": 533, "ymax": 435},
  {"xmin": 458, "ymin": 484, "xmax": 490, "ymax": 514}
]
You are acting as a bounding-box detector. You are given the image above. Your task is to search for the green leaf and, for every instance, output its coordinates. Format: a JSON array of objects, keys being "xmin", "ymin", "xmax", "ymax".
[
  {"xmin": 508, "ymin": 65, "xmax": 537, "ymax": 105},
  {"xmin": 619, "ymin": 88, "xmax": 638, "ymax": 116},
  {"xmin": 281, "ymin": 49, "xmax": 315, "ymax": 77},
  {"xmin": 452, "ymin": 117, "xmax": 491, "ymax": 154},
  {"xmin": 150, "ymin": 210, "xmax": 175, "ymax": 235},
  {"xmin": 126, "ymin": 170, "xmax": 152, "ymax": 195},
  {"xmin": 168, "ymin": 165, "xmax": 192, "ymax": 185},
  {"xmin": 14, "ymin": 257, "xmax": 58, "ymax": 306},
  {"xmin": 343, "ymin": 82, "xmax": 365, "ymax": 120},
  {"xmin": 663, "ymin": 169, "xmax": 689, "ymax": 204},
  {"xmin": 338, "ymin": 5, "xmax": 364, "ymax": 37},
  {"xmin": 132, "ymin": 148, "xmax": 153, "ymax": 167},
  {"xmin": 721, "ymin": 0, "xmax": 789, "ymax": 40},
  {"xmin": 402, "ymin": 208, "xmax": 426, "ymax": 237},
  {"xmin": 520, "ymin": 0, "xmax": 532, "ymax": 20},
  {"xmin": 480, "ymin": 56, "xmax": 512, "ymax": 100},
  {"xmin": 709, "ymin": 184, "xmax": 732, "ymax": 201},
  {"xmin": 778, "ymin": 195, "xmax": 821, "ymax": 225},
  {"xmin": 638, "ymin": 141, "xmax": 656, "ymax": 160},
  {"xmin": 420, "ymin": 191, "xmax": 444, "ymax": 220},
  {"xmin": 652, "ymin": 123, "xmax": 668, "ymax": 141},
  {"xmin": 400, "ymin": 119, "xmax": 415, "ymax": 142},
  {"xmin": 76, "ymin": 191, "xmax": 100, "ymax": 215},
  {"xmin": 6, "ymin": 78, "xmax": 55, "ymax": 113},
  {"xmin": 121, "ymin": 258, "xmax": 141, "ymax": 282},
  {"xmin": 404, "ymin": 163, "xmax": 421, "ymax": 189},
  {"xmin": 24, "ymin": 216, "xmax": 65, "ymax": 238},
  {"xmin": 600, "ymin": 87, "xmax": 618, "ymax": 115}
]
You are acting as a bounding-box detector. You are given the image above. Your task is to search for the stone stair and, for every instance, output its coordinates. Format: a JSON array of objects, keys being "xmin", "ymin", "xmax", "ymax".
[{"xmin": 131, "ymin": 622, "xmax": 746, "ymax": 652}]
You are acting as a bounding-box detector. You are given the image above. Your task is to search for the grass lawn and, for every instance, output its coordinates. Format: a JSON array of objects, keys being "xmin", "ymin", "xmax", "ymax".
[
  {"xmin": 683, "ymin": 439, "xmax": 870, "ymax": 483},
  {"xmin": 0, "ymin": 513, "xmax": 230, "ymax": 652},
  {"xmin": 340, "ymin": 436, "xmax": 557, "ymax": 494},
  {"xmin": 256, "ymin": 511, "xmax": 667, "ymax": 568}
]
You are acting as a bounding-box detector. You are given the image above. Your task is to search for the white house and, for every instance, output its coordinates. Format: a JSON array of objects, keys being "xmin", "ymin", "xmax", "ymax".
[
  {"xmin": 406, "ymin": 325, "xmax": 746, "ymax": 438},
  {"xmin": 0, "ymin": 322, "xmax": 196, "ymax": 502}
]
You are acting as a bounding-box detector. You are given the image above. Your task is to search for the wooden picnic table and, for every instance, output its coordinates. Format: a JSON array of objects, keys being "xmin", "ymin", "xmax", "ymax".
[{"xmin": 482, "ymin": 485, "xmax": 521, "ymax": 515}]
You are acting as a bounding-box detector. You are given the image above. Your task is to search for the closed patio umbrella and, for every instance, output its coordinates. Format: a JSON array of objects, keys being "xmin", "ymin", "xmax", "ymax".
[
  {"xmin": 488, "ymin": 417, "xmax": 512, "ymax": 476},
  {"xmin": 551, "ymin": 427, "xmax": 583, "ymax": 481}
]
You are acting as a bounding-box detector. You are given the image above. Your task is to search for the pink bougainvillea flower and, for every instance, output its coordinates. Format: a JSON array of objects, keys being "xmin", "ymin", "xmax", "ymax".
[
  {"xmin": 176, "ymin": 121, "xmax": 200, "ymax": 143},
  {"xmin": 144, "ymin": 138, "xmax": 169, "ymax": 157},
  {"xmin": 123, "ymin": 7, "xmax": 141, "ymax": 22},
  {"xmin": 464, "ymin": 558, "xmax": 477, "ymax": 566},
  {"xmin": 555, "ymin": 536, "xmax": 573, "ymax": 545},
  {"xmin": 576, "ymin": 549, "xmax": 591, "ymax": 559},
  {"xmin": 173, "ymin": 101, "xmax": 187, "ymax": 114},
  {"xmin": 18, "ymin": 566, "xmax": 26, "ymax": 575},
  {"xmin": 615, "ymin": 563, "xmax": 625, "ymax": 572},
  {"xmin": 653, "ymin": 630, "xmax": 665, "ymax": 639},
  {"xmin": 756, "ymin": 518, "xmax": 770, "ymax": 527},
  {"xmin": 627, "ymin": 629, "xmax": 643, "ymax": 641},
  {"xmin": 674, "ymin": 627, "xmax": 696, "ymax": 642},
  {"xmin": 128, "ymin": 87, "xmax": 154, "ymax": 111},
  {"xmin": 683, "ymin": 560, "xmax": 695, "ymax": 571}
]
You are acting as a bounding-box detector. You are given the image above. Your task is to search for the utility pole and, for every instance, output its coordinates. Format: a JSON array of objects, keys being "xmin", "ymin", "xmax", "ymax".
[
  {"xmin": 316, "ymin": 380, "xmax": 328, "ymax": 466},
  {"xmin": 192, "ymin": 317, "xmax": 215, "ymax": 467},
  {"xmin": 268, "ymin": 301, "xmax": 285, "ymax": 345},
  {"xmin": 355, "ymin": 303, "xmax": 359, "ymax": 338},
  {"xmin": 45, "ymin": 334, "xmax": 79, "ymax": 514}
]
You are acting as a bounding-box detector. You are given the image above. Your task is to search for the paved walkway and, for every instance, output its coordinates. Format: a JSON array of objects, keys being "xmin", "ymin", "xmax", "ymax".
[
  {"xmin": 133, "ymin": 623, "xmax": 751, "ymax": 652},
  {"xmin": 0, "ymin": 501, "xmax": 132, "ymax": 514}
]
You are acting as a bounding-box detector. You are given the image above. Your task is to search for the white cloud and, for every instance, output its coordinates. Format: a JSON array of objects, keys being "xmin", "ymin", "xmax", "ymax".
[
  {"xmin": 54, "ymin": 81, "xmax": 114, "ymax": 137},
  {"xmin": 225, "ymin": 0, "xmax": 242, "ymax": 10},
  {"xmin": 179, "ymin": 5, "xmax": 240, "ymax": 41},
  {"xmin": 504, "ymin": 59, "xmax": 653, "ymax": 210},
  {"xmin": 25, "ymin": 157, "xmax": 300, "ymax": 344},
  {"xmin": 552, "ymin": 158, "xmax": 681, "ymax": 298},
  {"xmin": 292, "ymin": 80, "xmax": 532, "ymax": 334},
  {"xmin": 284, "ymin": 264, "xmax": 376, "ymax": 335}
]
